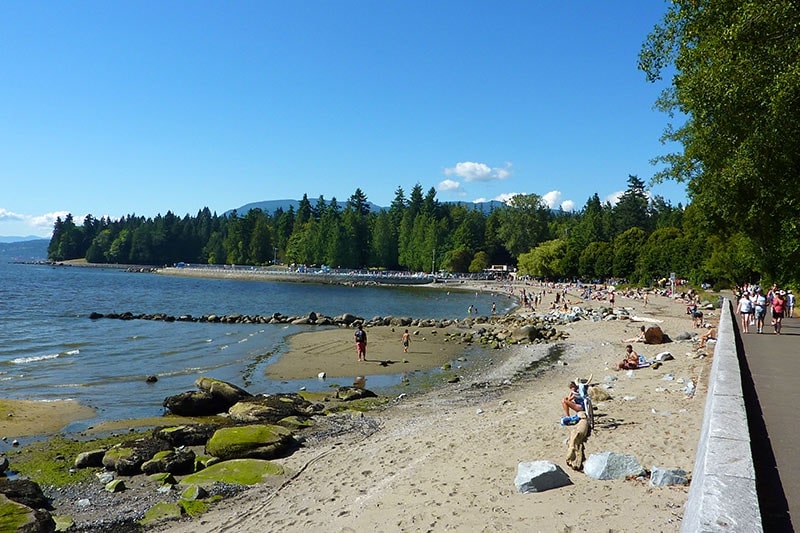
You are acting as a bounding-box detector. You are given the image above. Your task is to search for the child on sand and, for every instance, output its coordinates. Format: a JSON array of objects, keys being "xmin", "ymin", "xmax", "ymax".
[
  {"xmin": 561, "ymin": 381, "xmax": 585, "ymax": 417},
  {"xmin": 354, "ymin": 325, "xmax": 367, "ymax": 362},
  {"xmin": 401, "ymin": 329, "xmax": 410, "ymax": 353}
]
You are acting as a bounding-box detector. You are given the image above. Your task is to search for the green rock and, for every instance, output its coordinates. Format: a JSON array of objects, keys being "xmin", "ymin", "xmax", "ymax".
[
  {"xmin": 105, "ymin": 479, "xmax": 126, "ymax": 493},
  {"xmin": 54, "ymin": 515, "xmax": 74, "ymax": 532},
  {"xmin": 0, "ymin": 496, "xmax": 41, "ymax": 532},
  {"xmin": 139, "ymin": 502, "xmax": 184, "ymax": 525},
  {"xmin": 101, "ymin": 446, "xmax": 134, "ymax": 470},
  {"xmin": 150, "ymin": 450, "xmax": 173, "ymax": 462},
  {"xmin": 277, "ymin": 416, "xmax": 314, "ymax": 430},
  {"xmin": 180, "ymin": 458, "xmax": 284, "ymax": 487},
  {"xmin": 194, "ymin": 455, "xmax": 217, "ymax": 471},
  {"xmin": 148, "ymin": 472, "xmax": 177, "ymax": 486},
  {"xmin": 205, "ymin": 424, "xmax": 293, "ymax": 460},
  {"xmin": 179, "ymin": 498, "xmax": 209, "ymax": 517},
  {"xmin": 181, "ymin": 484, "xmax": 208, "ymax": 501}
]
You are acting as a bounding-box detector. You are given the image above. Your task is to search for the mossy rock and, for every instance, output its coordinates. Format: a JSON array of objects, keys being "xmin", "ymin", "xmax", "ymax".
[
  {"xmin": 323, "ymin": 396, "xmax": 388, "ymax": 414},
  {"xmin": 54, "ymin": 515, "xmax": 74, "ymax": 531},
  {"xmin": 179, "ymin": 498, "xmax": 209, "ymax": 517},
  {"xmin": 277, "ymin": 415, "xmax": 314, "ymax": 430},
  {"xmin": 148, "ymin": 472, "xmax": 177, "ymax": 486},
  {"xmin": 180, "ymin": 458, "xmax": 284, "ymax": 487},
  {"xmin": 181, "ymin": 484, "xmax": 208, "ymax": 501},
  {"xmin": 105, "ymin": 479, "xmax": 126, "ymax": 493},
  {"xmin": 0, "ymin": 495, "xmax": 45, "ymax": 532},
  {"xmin": 205, "ymin": 424, "xmax": 293, "ymax": 460},
  {"xmin": 194, "ymin": 455, "xmax": 218, "ymax": 471},
  {"xmin": 139, "ymin": 501, "xmax": 184, "ymax": 526}
]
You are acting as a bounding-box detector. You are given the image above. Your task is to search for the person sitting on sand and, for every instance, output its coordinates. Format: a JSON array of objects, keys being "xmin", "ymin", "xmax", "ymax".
[
  {"xmin": 622, "ymin": 325, "xmax": 646, "ymax": 343},
  {"xmin": 561, "ymin": 381, "xmax": 585, "ymax": 417},
  {"xmin": 697, "ymin": 324, "xmax": 717, "ymax": 348},
  {"xmin": 616, "ymin": 344, "xmax": 641, "ymax": 370}
]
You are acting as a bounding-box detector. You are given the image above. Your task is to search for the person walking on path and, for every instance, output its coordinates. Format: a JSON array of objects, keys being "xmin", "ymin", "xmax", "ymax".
[
  {"xmin": 738, "ymin": 291, "xmax": 753, "ymax": 333},
  {"xmin": 754, "ymin": 288, "xmax": 767, "ymax": 334},
  {"xmin": 401, "ymin": 329, "xmax": 410, "ymax": 353},
  {"xmin": 772, "ymin": 290, "xmax": 786, "ymax": 334},
  {"xmin": 354, "ymin": 324, "xmax": 367, "ymax": 361},
  {"xmin": 788, "ymin": 290, "xmax": 795, "ymax": 318}
]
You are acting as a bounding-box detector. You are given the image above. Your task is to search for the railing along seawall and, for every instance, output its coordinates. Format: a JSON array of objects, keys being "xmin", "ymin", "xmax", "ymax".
[{"xmin": 681, "ymin": 298, "xmax": 762, "ymax": 531}]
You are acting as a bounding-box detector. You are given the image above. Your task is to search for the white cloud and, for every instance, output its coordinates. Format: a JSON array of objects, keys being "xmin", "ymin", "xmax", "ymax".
[
  {"xmin": 0, "ymin": 208, "xmax": 26, "ymax": 221},
  {"xmin": 30, "ymin": 211, "xmax": 72, "ymax": 229},
  {"xmin": 493, "ymin": 192, "xmax": 524, "ymax": 204},
  {"xmin": 561, "ymin": 200, "xmax": 576, "ymax": 212},
  {"xmin": 605, "ymin": 191, "xmax": 624, "ymax": 205},
  {"xmin": 437, "ymin": 179, "xmax": 461, "ymax": 192},
  {"xmin": 444, "ymin": 161, "xmax": 512, "ymax": 182},
  {"xmin": 542, "ymin": 190, "xmax": 562, "ymax": 209},
  {"xmin": 0, "ymin": 209, "xmax": 79, "ymax": 237}
]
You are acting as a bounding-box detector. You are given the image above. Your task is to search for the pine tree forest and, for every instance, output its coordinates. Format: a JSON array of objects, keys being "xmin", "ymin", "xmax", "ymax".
[{"xmin": 47, "ymin": 178, "xmax": 773, "ymax": 288}]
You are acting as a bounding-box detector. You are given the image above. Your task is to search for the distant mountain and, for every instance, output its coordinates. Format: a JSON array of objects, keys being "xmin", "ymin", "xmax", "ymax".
[
  {"xmin": 0, "ymin": 238, "xmax": 49, "ymax": 261},
  {"xmin": 0, "ymin": 235, "xmax": 46, "ymax": 243},
  {"xmin": 228, "ymin": 199, "xmax": 506, "ymax": 216},
  {"xmin": 446, "ymin": 200, "xmax": 507, "ymax": 213}
]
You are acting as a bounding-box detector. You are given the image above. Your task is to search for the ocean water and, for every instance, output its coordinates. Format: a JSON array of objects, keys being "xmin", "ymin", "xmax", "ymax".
[{"xmin": 0, "ymin": 262, "xmax": 511, "ymax": 428}]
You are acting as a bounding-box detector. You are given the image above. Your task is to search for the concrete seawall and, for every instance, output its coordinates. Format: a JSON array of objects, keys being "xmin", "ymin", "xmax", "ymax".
[{"xmin": 681, "ymin": 299, "xmax": 762, "ymax": 531}]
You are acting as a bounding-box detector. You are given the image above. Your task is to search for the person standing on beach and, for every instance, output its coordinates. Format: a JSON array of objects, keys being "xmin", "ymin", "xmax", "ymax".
[
  {"xmin": 354, "ymin": 324, "xmax": 367, "ymax": 361},
  {"xmin": 401, "ymin": 329, "xmax": 410, "ymax": 353}
]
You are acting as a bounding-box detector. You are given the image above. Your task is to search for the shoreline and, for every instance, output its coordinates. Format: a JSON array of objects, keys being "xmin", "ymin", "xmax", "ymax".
[
  {"xmin": 153, "ymin": 289, "xmax": 710, "ymax": 532},
  {"xmin": 2, "ymin": 272, "xmax": 716, "ymax": 530}
]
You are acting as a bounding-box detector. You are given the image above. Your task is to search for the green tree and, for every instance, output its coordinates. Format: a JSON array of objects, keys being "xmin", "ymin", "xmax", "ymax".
[
  {"xmin": 469, "ymin": 251, "xmax": 490, "ymax": 273},
  {"xmin": 612, "ymin": 228, "xmax": 647, "ymax": 280},
  {"xmin": 518, "ymin": 239, "xmax": 567, "ymax": 279},
  {"xmin": 612, "ymin": 176, "xmax": 651, "ymax": 236},
  {"xmin": 444, "ymin": 247, "xmax": 472, "ymax": 273},
  {"xmin": 496, "ymin": 194, "xmax": 551, "ymax": 257},
  {"xmin": 640, "ymin": 0, "xmax": 800, "ymax": 283}
]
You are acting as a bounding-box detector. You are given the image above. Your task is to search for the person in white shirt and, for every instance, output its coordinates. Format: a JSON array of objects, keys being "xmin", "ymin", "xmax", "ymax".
[{"xmin": 737, "ymin": 292, "xmax": 753, "ymax": 333}]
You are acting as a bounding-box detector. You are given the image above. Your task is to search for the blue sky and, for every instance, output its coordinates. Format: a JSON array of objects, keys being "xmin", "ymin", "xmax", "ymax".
[{"xmin": 1, "ymin": 0, "xmax": 685, "ymax": 238}]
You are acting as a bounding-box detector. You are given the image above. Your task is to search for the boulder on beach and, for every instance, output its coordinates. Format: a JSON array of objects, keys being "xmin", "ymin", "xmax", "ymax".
[
  {"xmin": 74, "ymin": 449, "xmax": 107, "ymax": 469},
  {"xmin": 163, "ymin": 390, "xmax": 230, "ymax": 416},
  {"xmin": 649, "ymin": 466, "xmax": 689, "ymax": 487},
  {"xmin": 154, "ymin": 425, "xmax": 219, "ymax": 447},
  {"xmin": 141, "ymin": 448, "xmax": 196, "ymax": 476},
  {"xmin": 163, "ymin": 377, "xmax": 253, "ymax": 416},
  {"xmin": 205, "ymin": 424, "xmax": 294, "ymax": 461},
  {"xmin": 195, "ymin": 377, "xmax": 253, "ymax": 405},
  {"xmin": 336, "ymin": 387, "xmax": 378, "ymax": 401},
  {"xmin": 514, "ymin": 461, "xmax": 572, "ymax": 493},
  {"xmin": 180, "ymin": 458, "xmax": 284, "ymax": 488},
  {"xmin": 584, "ymin": 452, "xmax": 645, "ymax": 480},
  {"xmin": 0, "ymin": 493, "xmax": 55, "ymax": 533},
  {"xmin": 102, "ymin": 437, "xmax": 172, "ymax": 476},
  {"xmin": 228, "ymin": 394, "xmax": 317, "ymax": 425},
  {"xmin": 643, "ymin": 325, "xmax": 664, "ymax": 344}
]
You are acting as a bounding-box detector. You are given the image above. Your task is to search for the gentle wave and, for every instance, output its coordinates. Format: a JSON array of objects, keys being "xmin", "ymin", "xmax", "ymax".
[{"xmin": 9, "ymin": 348, "xmax": 79, "ymax": 365}]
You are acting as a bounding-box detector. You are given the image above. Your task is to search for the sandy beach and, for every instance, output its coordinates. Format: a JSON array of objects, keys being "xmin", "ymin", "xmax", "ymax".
[
  {"xmin": 149, "ymin": 285, "xmax": 711, "ymax": 532},
  {"xmin": 0, "ymin": 399, "xmax": 96, "ymax": 439},
  {"xmin": 267, "ymin": 324, "xmax": 475, "ymax": 381}
]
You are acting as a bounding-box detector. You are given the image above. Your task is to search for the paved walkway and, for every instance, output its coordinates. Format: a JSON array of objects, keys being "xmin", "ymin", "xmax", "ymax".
[{"xmin": 740, "ymin": 314, "xmax": 799, "ymax": 531}]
